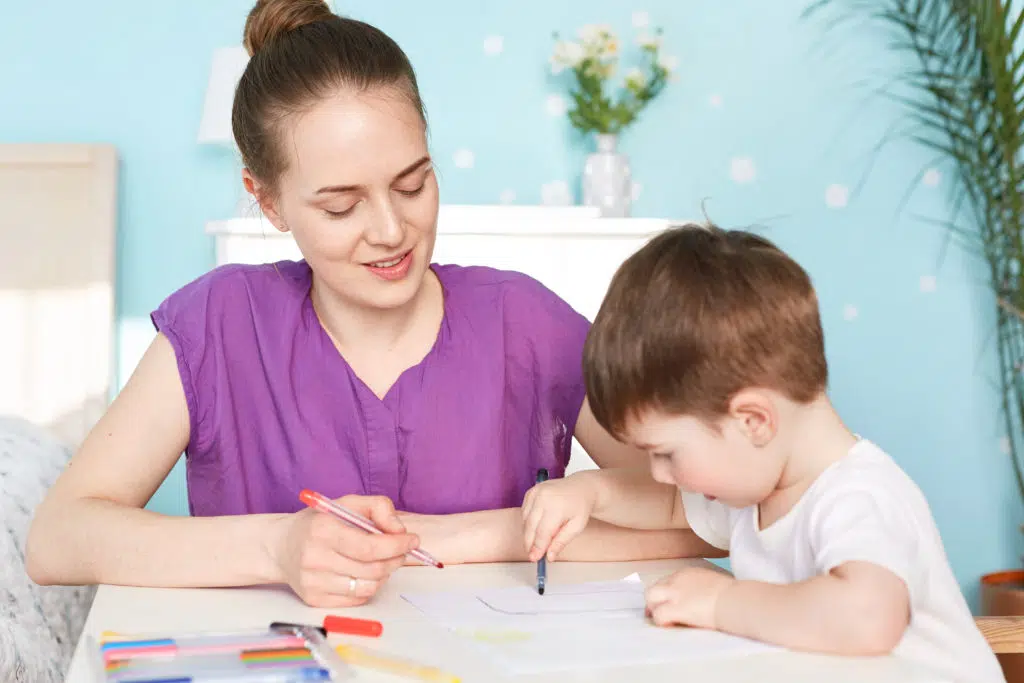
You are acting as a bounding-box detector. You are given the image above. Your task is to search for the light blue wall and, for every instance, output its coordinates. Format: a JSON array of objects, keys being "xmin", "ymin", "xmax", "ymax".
[{"xmin": 2, "ymin": 0, "xmax": 1019, "ymax": 609}]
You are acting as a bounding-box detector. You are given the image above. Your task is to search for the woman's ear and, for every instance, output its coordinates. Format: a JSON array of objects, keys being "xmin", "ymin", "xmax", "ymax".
[
  {"xmin": 727, "ymin": 389, "xmax": 777, "ymax": 447},
  {"xmin": 241, "ymin": 169, "xmax": 288, "ymax": 233}
]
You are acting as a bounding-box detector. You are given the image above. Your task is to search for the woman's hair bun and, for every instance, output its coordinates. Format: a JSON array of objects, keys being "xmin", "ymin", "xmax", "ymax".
[{"xmin": 243, "ymin": 0, "xmax": 334, "ymax": 56}]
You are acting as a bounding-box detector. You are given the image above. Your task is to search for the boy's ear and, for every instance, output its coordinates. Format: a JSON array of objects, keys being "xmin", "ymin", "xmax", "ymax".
[{"xmin": 727, "ymin": 389, "xmax": 776, "ymax": 447}]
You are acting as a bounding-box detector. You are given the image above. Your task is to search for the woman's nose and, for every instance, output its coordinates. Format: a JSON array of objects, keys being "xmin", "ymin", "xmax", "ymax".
[{"xmin": 364, "ymin": 201, "xmax": 405, "ymax": 248}]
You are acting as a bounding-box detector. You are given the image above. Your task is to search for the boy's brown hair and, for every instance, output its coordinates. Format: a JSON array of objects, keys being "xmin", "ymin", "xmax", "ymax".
[{"xmin": 583, "ymin": 222, "xmax": 828, "ymax": 437}]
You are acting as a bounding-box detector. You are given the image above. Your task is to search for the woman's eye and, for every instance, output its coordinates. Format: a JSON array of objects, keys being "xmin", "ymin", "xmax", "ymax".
[
  {"xmin": 396, "ymin": 184, "xmax": 426, "ymax": 197},
  {"xmin": 323, "ymin": 206, "xmax": 356, "ymax": 218}
]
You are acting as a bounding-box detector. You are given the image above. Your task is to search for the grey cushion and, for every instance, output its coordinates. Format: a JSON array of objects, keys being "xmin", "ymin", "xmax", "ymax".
[{"xmin": 0, "ymin": 416, "xmax": 95, "ymax": 683}]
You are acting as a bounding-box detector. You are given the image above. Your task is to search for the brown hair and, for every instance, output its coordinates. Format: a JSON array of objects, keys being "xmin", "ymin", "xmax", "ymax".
[
  {"xmin": 583, "ymin": 223, "xmax": 828, "ymax": 437},
  {"xmin": 233, "ymin": 0, "xmax": 426, "ymax": 194}
]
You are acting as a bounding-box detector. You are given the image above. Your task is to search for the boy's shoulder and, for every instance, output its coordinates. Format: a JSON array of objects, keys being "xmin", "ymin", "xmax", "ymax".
[
  {"xmin": 803, "ymin": 438, "xmax": 933, "ymax": 531},
  {"xmin": 814, "ymin": 439, "xmax": 920, "ymax": 496}
]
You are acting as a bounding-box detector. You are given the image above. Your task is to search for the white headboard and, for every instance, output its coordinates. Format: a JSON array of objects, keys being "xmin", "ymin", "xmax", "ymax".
[
  {"xmin": 207, "ymin": 204, "xmax": 675, "ymax": 323},
  {"xmin": 208, "ymin": 204, "xmax": 675, "ymax": 472},
  {"xmin": 0, "ymin": 144, "xmax": 118, "ymax": 447}
]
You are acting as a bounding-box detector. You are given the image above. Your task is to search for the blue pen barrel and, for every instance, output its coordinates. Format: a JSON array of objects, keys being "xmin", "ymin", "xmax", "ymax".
[{"xmin": 536, "ymin": 468, "xmax": 548, "ymax": 595}]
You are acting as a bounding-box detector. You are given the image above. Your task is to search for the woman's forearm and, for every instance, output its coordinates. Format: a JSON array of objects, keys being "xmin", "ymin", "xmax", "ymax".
[
  {"xmin": 402, "ymin": 508, "xmax": 724, "ymax": 565},
  {"xmin": 26, "ymin": 498, "xmax": 287, "ymax": 588}
]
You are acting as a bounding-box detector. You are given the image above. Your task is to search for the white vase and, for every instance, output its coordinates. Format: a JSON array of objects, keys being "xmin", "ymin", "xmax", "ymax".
[{"xmin": 582, "ymin": 133, "xmax": 632, "ymax": 217}]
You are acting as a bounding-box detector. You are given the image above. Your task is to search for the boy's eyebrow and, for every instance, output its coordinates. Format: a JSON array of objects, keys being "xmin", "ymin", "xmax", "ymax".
[{"xmin": 315, "ymin": 156, "xmax": 432, "ymax": 195}]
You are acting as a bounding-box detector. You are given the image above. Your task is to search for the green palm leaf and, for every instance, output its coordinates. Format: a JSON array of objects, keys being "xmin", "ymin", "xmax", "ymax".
[{"xmin": 806, "ymin": 0, "xmax": 1024, "ymax": 500}]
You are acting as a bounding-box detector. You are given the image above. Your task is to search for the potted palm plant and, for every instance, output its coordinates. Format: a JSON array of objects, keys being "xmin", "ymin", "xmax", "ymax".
[{"xmin": 805, "ymin": 0, "xmax": 1024, "ymax": 636}]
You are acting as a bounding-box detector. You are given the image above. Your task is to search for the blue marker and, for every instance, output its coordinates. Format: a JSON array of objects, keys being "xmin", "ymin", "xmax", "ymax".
[{"xmin": 536, "ymin": 468, "xmax": 548, "ymax": 595}]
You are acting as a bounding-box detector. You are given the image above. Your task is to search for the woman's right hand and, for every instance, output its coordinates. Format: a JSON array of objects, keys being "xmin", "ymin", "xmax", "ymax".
[{"xmin": 267, "ymin": 494, "xmax": 419, "ymax": 608}]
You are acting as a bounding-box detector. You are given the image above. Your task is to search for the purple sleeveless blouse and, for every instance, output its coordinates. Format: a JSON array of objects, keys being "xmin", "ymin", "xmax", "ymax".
[{"xmin": 150, "ymin": 260, "xmax": 590, "ymax": 517}]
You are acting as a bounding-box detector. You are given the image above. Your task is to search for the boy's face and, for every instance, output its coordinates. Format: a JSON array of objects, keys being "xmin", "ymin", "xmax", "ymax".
[{"xmin": 625, "ymin": 397, "xmax": 785, "ymax": 508}]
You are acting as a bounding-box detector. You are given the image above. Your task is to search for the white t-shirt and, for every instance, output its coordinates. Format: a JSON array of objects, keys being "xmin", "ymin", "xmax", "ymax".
[{"xmin": 681, "ymin": 438, "xmax": 1003, "ymax": 683}]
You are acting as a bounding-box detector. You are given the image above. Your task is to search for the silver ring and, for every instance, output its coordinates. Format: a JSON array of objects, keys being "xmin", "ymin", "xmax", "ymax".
[{"xmin": 348, "ymin": 577, "xmax": 358, "ymax": 594}]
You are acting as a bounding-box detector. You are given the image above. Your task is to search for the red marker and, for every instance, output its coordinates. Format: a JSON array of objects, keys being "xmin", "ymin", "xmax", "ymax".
[
  {"xmin": 298, "ymin": 489, "xmax": 444, "ymax": 569},
  {"xmin": 323, "ymin": 615, "xmax": 383, "ymax": 638}
]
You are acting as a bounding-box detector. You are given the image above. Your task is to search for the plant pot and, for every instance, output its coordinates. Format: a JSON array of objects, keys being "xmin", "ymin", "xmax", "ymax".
[
  {"xmin": 982, "ymin": 570, "xmax": 1024, "ymax": 682},
  {"xmin": 582, "ymin": 134, "xmax": 632, "ymax": 218}
]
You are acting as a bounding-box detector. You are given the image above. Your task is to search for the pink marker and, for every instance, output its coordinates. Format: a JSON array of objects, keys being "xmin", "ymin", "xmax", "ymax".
[{"xmin": 298, "ymin": 489, "xmax": 444, "ymax": 569}]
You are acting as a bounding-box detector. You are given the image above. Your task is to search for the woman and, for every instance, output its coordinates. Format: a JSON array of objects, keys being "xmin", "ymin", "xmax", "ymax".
[{"xmin": 25, "ymin": 0, "xmax": 713, "ymax": 608}]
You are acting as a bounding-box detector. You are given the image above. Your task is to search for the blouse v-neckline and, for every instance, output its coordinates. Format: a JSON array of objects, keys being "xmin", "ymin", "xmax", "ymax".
[{"xmin": 303, "ymin": 264, "xmax": 451, "ymax": 407}]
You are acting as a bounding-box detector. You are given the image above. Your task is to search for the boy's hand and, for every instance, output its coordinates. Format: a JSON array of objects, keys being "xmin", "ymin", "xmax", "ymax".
[
  {"xmin": 522, "ymin": 472, "xmax": 601, "ymax": 562},
  {"xmin": 645, "ymin": 566, "xmax": 736, "ymax": 630}
]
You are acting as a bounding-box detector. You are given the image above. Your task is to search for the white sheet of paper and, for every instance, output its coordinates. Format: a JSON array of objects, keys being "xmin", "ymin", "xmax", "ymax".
[
  {"xmin": 476, "ymin": 575, "xmax": 644, "ymax": 614},
  {"xmin": 400, "ymin": 574, "xmax": 775, "ymax": 674}
]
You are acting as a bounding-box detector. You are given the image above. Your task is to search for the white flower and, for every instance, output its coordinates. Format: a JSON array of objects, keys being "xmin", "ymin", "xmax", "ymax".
[
  {"xmin": 632, "ymin": 11, "xmax": 650, "ymax": 28},
  {"xmin": 578, "ymin": 24, "xmax": 612, "ymax": 44},
  {"xmin": 843, "ymin": 304, "xmax": 859, "ymax": 321},
  {"xmin": 657, "ymin": 54, "xmax": 679, "ymax": 72},
  {"xmin": 624, "ymin": 68, "xmax": 647, "ymax": 89},
  {"xmin": 499, "ymin": 189, "xmax": 516, "ymax": 205},
  {"xmin": 550, "ymin": 40, "xmax": 585, "ymax": 74},
  {"xmin": 919, "ymin": 275, "xmax": 937, "ymax": 293},
  {"xmin": 923, "ymin": 168, "xmax": 941, "ymax": 187},
  {"xmin": 637, "ymin": 31, "xmax": 661, "ymax": 50}
]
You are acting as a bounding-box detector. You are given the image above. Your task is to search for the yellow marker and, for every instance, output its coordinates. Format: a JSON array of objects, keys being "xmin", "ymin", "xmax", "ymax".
[{"xmin": 335, "ymin": 643, "xmax": 460, "ymax": 683}]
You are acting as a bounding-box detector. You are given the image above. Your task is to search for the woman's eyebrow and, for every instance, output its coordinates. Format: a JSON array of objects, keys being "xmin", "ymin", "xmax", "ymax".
[{"xmin": 314, "ymin": 156, "xmax": 432, "ymax": 195}]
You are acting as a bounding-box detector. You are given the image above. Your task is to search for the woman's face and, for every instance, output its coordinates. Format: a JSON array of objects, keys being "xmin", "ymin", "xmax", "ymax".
[{"xmin": 253, "ymin": 87, "xmax": 439, "ymax": 311}]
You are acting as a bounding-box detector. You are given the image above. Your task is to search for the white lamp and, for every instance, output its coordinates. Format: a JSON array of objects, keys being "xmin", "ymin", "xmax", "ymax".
[
  {"xmin": 198, "ymin": 46, "xmax": 258, "ymax": 219},
  {"xmin": 198, "ymin": 46, "xmax": 249, "ymax": 145}
]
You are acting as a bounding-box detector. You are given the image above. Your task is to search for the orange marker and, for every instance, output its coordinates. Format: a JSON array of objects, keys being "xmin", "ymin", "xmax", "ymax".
[{"xmin": 323, "ymin": 615, "xmax": 383, "ymax": 638}]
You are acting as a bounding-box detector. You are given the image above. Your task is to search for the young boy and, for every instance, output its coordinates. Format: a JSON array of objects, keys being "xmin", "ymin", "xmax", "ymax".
[{"xmin": 522, "ymin": 224, "xmax": 1004, "ymax": 683}]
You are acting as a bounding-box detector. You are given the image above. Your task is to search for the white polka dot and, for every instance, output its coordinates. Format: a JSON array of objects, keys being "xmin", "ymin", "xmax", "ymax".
[
  {"xmin": 545, "ymin": 93, "xmax": 568, "ymax": 116},
  {"xmin": 709, "ymin": 93, "xmax": 723, "ymax": 107},
  {"xmin": 499, "ymin": 188, "xmax": 516, "ymax": 204},
  {"xmin": 1000, "ymin": 436, "xmax": 1012, "ymax": 454},
  {"xmin": 730, "ymin": 157, "xmax": 757, "ymax": 184},
  {"xmin": 825, "ymin": 184, "xmax": 849, "ymax": 209},
  {"xmin": 632, "ymin": 11, "xmax": 650, "ymax": 28},
  {"xmin": 843, "ymin": 304, "xmax": 859, "ymax": 321},
  {"xmin": 923, "ymin": 168, "xmax": 941, "ymax": 187},
  {"xmin": 919, "ymin": 275, "xmax": 937, "ymax": 293},
  {"xmin": 453, "ymin": 149, "xmax": 475, "ymax": 169},
  {"xmin": 483, "ymin": 35, "xmax": 504, "ymax": 56},
  {"xmin": 631, "ymin": 182, "xmax": 642, "ymax": 202},
  {"xmin": 541, "ymin": 180, "xmax": 572, "ymax": 206}
]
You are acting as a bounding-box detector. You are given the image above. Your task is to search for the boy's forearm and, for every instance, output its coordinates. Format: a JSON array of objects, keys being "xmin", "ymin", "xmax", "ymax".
[
  {"xmin": 715, "ymin": 575, "xmax": 902, "ymax": 656},
  {"xmin": 589, "ymin": 468, "xmax": 685, "ymax": 531},
  {"xmin": 27, "ymin": 498, "xmax": 286, "ymax": 588},
  {"xmin": 403, "ymin": 507, "xmax": 718, "ymax": 565}
]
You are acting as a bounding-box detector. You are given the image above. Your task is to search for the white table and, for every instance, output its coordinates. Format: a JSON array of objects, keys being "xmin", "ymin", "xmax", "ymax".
[{"xmin": 65, "ymin": 559, "xmax": 944, "ymax": 682}]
